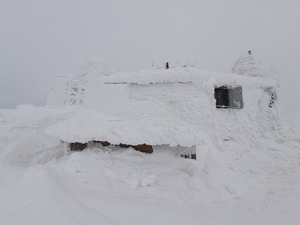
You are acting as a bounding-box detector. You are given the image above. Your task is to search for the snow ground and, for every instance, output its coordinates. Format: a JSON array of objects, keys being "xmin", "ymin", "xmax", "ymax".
[{"xmin": 0, "ymin": 106, "xmax": 299, "ymax": 225}]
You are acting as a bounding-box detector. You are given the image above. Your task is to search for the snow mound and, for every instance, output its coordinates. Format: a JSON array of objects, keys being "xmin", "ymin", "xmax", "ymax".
[
  {"xmin": 0, "ymin": 106, "xmax": 73, "ymax": 166},
  {"xmin": 45, "ymin": 107, "xmax": 207, "ymax": 147},
  {"xmin": 0, "ymin": 105, "xmax": 300, "ymax": 224},
  {"xmin": 232, "ymin": 52, "xmax": 279, "ymax": 81},
  {"xmin": 0, "ymin": 138, "xmax": 299, "ymax": 225}
]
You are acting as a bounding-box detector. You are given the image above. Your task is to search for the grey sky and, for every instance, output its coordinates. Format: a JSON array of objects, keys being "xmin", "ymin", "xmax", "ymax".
[{"xmin": 0, "ymin": 0, "xmax": 299, "ymax": 124}]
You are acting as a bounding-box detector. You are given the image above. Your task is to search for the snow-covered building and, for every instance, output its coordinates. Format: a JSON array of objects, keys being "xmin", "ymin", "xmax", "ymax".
[
  {"xmin": 47, "ymin": 53, "xmax": 281, "ymax": 159},
  {"xmin": 1, "ymin": 54, "xmax": 299, "ymax": 225}
]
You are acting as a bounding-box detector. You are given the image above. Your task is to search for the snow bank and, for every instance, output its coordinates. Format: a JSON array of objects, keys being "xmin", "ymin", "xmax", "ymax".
[
  {"xmin": 0, "ymin": 128, "xmax": 299, "ymax": 224},
  {"xmin": 0, "ymin": 106, "xmax": 73, "ymax": 166},
  {"xmin": 0, "ymin": 99, "xmax": 299, "ymax": 225}
]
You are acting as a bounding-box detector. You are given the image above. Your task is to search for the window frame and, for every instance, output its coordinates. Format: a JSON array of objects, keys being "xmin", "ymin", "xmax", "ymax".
[{"xmin": 214, "ymin": 86, "xmax": 243, "ymax": 109}]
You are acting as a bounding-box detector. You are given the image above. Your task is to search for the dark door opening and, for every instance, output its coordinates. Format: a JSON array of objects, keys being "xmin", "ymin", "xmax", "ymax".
[{"xmin": 215, "ymin": 87, "xmax": 229, "ymax": 108}]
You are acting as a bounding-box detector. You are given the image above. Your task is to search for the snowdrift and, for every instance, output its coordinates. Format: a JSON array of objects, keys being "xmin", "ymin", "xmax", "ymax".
[{"xmin": 1, "ymin": 56, "xmax": 299, "ymax": 225}]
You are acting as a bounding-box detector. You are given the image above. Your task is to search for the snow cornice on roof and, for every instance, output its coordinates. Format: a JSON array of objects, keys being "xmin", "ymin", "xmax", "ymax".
[{"xmin": 101, "ymin": 67, "xmax": 277, "ymax": 89}]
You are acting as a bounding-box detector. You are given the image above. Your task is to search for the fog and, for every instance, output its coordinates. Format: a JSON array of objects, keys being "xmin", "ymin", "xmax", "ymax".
[{"xmin": 0, "ymin": 0, "xmax": 299, "ymax": 124}]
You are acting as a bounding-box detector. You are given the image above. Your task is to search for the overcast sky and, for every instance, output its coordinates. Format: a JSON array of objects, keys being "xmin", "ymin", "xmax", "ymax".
[{"xmin": 0, "ymin": 0, "xmax": 299, "ymax": 125}]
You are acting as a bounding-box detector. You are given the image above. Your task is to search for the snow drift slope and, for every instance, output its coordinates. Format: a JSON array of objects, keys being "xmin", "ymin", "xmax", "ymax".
[{"xmin": 0, "ymin": 106, "xmax": 300, "ymax": 225}]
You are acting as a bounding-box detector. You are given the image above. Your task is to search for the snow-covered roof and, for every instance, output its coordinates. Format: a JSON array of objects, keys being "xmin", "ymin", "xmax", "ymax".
[{"xmin": 103, "ymin": 67, "xmax": 274, "ymax": 87}]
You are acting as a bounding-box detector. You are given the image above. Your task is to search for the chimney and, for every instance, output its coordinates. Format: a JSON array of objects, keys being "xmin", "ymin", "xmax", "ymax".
[{"xmin": 165, "ymin": 62, "xmax": 169, "ymax": 69}]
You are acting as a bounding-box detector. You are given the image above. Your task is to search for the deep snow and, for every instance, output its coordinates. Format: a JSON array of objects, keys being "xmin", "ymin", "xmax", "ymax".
[
  {"xmin": 0, "ymin": 106, "xmax": 299, "ymax": 225},
  {"xmin": 1, "ymin": 57, "xmax": 299, "ymax": 224}
]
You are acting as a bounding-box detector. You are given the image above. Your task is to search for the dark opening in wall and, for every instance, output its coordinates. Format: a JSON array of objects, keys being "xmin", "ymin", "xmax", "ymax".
[
  {"xmin": 69, "ymin": 142, "xmax": 87, "ymax": 151},
  {"xmin": 214, "ymin": 86, "xmax": 243, "ymax": 109},
  {"xmin": 215, "ymin": 87, "xmax": 229, "ymax": 108},
  {"xmin": 69, "ymin": 141, "xmax": 153, "ymax": 154}
]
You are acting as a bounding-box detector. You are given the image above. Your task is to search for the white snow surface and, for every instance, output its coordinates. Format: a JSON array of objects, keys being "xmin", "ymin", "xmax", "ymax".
[
  {"xmin": 1, "ymin": 61, "xmax": 300, "ymax": 225},
  {"xmin": 0, "ymin": 104, "xmax": 299, "ymax": 225}
]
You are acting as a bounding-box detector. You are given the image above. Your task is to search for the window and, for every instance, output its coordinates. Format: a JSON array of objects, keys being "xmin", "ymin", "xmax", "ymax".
[{"xmin": 214, "ymin": 86, "xmax": 243, "ymax": 109}]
